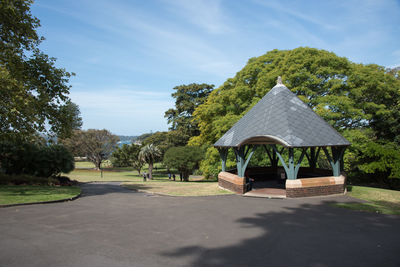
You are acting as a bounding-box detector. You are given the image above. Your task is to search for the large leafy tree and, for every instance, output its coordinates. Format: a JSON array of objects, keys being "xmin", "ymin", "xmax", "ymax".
[
  {"xmin": 61, "ymin": 129, "xmax": 119, "ymax": 170},
  {"xmin": 111, "ymin": 143, "xmax": 144, "ymax": 174},
  {"xmin": 164, "ymin": 83, "xmax": 214, "ymax": 139},
  {"xmin": 142, "ymin": 130, "xmax": 189, "ymax": 157},
  {"xmin": 139, "ymin": 144, "xmax": 161, "ymax": 180},
  {"xmin": 190, "ymin": 47, "xmax": 400, "ymax": 182},
  {"xmin": 111, "ymin": 144, "xmax": 141, "ymax": 167},
  {"xmin": 0, "ymin": 0, "xmax": 78, "ymax": 141},
  {"xmin": 163, "ymin": 146, "xmax": 203, "ymax": 181}
]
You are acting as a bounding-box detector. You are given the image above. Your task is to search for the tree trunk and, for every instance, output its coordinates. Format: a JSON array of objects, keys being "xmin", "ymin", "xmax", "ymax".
[
  {"xmin": 183, "ymin": 171, "xmax": 189, "ymax": 182},
  {"xmin": 148, "ymin": 162, "xmax": 153, "ymax": 179},
  {"xmin": 95, "ymin": 159, "xmax": 101, "ymax": 170}
]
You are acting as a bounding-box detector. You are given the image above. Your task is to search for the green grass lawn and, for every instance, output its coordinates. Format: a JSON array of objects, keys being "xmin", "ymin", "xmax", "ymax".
[
  {"xmin": 334, "ymin": 185, "xmax": 400, "ymax": 215},
  {"xmin": 0, "ymin": 185, "xmax": 81, "ymax": 205},
  {"xmin": 68, "ymin": 169, "xmax": 142, "ymax": 182},
  {"xmin": 74, "ymin": 160, "xmax": 112, "ymax": 169}
]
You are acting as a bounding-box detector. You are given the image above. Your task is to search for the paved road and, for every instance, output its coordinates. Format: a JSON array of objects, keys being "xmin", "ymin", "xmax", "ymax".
[{"xmin": 0, "ymin": 182, "xmax": 399, "ymax": 267}]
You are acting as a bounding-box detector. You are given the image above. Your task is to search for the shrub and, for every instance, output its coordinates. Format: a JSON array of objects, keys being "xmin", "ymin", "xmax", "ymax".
[
  {"xmin": 0, "ymin": 142, "xmax": 74, "ymax": 178},
  {"xmin": 0, "ymin": 173, "xmax": 77, "ymax": 186}
]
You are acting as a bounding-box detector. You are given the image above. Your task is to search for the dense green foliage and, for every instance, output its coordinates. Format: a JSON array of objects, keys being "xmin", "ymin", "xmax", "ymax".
[
  {"xmin": 0, "ymin": 0, "xmax": 80, "ymax": 141},
  {"xmin": 60, "ymin": 129, "xmax": 119, "ymax": 170},
  {"xmin": 111, "ymin": 144, "xmax": 141, "ymax": 167},
  {"xmin": 163, "ymin": 146, "xmax": 204, "ymax": 181},
  {"xmin": 165, "ymin": 83, "xmax": 214, "ymax": 140},
  {"xmin": 190, "ymin": 47, "xmax": 400, "ymax": 183},
  {"xmin": 111, "ymin": 144, "xmax": 144, "ymax": 174},
  {"xmin": 142, "ymin": 130, "xmax": 189, "ymax": 157},
  {"xmin": 0, "ymin": 142, "xmax": 74, "ymax": 178}
]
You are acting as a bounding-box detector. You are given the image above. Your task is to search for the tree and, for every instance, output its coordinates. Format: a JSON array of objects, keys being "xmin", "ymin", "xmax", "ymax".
[
  {"xmin": 131, "ymin": 156, "xmax": 145, "ymax": 175},
  {"xmin": 56, "ymin": 101, "xmax": 83, "ymax": 139},
  {"xmin": 190, "ymin": 47, "xmax": 400, "ymax": 180},
  {"xmin": 139, "ymin": 144, "xmax": 161, "ymax": 180},
  {"xmin": 163, "ymin": 146, "xmax": 203, "ymax": 181},
  {"xmin": 164, "ymin": 83, "xmax": 214, "ymax": 139},
  {"xmin": 0, "ymin": 0, "xmax": 76, "ymax": 141},
  {"xmin": 111, "ymin": 144, "xmax": 140, "ymax": 167},
  {"xmin": 61, "ymin": 129, "xmax": 119, "ymax": 170},
  {"xmin": 142, "ymin": 130, "xmax": 189, "ymax": 157},
  {"xmin": 110, "ymin": 143, "xmax": 144, "ymax": 174}
]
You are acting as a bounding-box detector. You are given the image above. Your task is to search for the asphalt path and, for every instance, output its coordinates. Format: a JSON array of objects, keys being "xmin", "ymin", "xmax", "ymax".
[{"xmin": 0, "ymin": 182, "xmax": 399, "ymax": 267}]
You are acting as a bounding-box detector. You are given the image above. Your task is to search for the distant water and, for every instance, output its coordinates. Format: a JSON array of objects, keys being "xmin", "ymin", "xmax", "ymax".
[{"xmin": 117, "ymin": 140, "xmax": 132, "ymax": 147}]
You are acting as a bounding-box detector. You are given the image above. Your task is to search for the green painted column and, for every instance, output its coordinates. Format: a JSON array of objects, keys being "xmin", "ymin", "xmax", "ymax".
[
  {"xmin": 323, "ymin": 146, "xmax": 346, "ymax": 176},
  {"xmin": 287, "ymin": 148, "xmax": 295, "ymax": 180},
  {"xmin": 234, "ymin": 146, "xmax": 256, "ymax": 177},
  {"xmin": 218, "ymin": 148, "xmax": 228, "ymax": 172},
  {"xmin": 271, "ymin": 145, "xmax": 306, "ymax": 180}
]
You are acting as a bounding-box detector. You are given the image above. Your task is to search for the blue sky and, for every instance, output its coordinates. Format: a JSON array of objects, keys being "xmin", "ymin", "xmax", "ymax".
[{"xmin": 31, "ymin": 0, "xmax": 400, "ymax": 136}]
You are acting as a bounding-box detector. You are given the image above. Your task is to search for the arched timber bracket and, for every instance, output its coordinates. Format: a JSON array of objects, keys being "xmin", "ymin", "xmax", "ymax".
[
  {"xmin": 271, "ymin": 145, "xmax": 307, "ymax": 180},
  {"xmin": 322, "ymin": 146, "xmax": 346, "ymax": 177},
  {"xmin": 234, "ymin": 145, "xmax": 257, "ymax": 177},
  {"xmin": 217, "ymin": 147, "xmax": 229, "ymax": 172}
]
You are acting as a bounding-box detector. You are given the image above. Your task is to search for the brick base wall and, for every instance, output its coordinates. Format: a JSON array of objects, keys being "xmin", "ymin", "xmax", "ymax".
[
  {"xmin": 218, "ymin": 172, "xmax": 246, "ymax": 194},
  {"xmin": 286, "ymin": 176, "xmax": 345, "ymax": 198}
]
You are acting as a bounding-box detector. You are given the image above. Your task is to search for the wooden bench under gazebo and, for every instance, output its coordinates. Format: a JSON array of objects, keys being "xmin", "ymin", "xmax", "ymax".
[{"xmin": 214, "ymin": 77, "xmax": 351, "ymax": 198}]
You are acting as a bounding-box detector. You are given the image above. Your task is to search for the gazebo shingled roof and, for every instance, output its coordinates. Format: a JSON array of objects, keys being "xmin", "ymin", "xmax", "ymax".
[{"xmin": 214, "ymin": 80, "xmax": 350, "ymax": 148}]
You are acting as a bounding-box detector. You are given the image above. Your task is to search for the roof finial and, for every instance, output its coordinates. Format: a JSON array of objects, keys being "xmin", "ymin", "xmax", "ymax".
[{"xmin": 277, "ymin": 76, "xmax": 283, "ymax": 85}]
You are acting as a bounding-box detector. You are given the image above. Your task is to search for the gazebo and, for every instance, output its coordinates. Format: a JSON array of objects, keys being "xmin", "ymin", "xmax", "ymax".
[{"xmin": 214, "ymin": 77, "xmax": 351, "ymax": 198}]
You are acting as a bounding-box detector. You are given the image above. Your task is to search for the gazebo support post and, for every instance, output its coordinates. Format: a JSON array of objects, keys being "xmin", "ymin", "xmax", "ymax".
[
  {"xmin": 234, "ymin": 145, "xmax": 256, "ymax": 177},
  {"xmin": 218, "ymin": 148, "xmax": 229, "ymax": 172},
  {"xmin": 271, "ymin": 146, "xmax": 306, "ymax": 180},
  {"xmin": 323, "ymin": 146, "xmax": 346, "ymax": 176}
]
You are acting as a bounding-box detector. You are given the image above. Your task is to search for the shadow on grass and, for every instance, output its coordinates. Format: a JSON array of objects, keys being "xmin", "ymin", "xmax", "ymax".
[
  {"xmin": 333, "ymin": 200, "xmax": 400, "ymax": 215},
  {"xmin": 160, "ymin": 200, "xmax": 400, "ymax": 266}
]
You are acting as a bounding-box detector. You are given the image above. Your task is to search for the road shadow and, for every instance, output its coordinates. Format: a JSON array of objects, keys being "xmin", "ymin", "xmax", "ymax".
[
  {"xmin": 79, "ymin": 182, "xmax": 142, "ymax": 197},
  {"xmin": 161, "ymin": 200, "xmax": 400, "ymax": 266}
]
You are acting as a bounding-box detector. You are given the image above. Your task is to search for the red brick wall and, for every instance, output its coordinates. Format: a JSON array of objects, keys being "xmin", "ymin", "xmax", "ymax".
[
  {"xmin": 218, "ymin": 172, "xmax": 246, "ymax": 194},
  {"xmin": 286, "ymin": 176, "xmax": 346, "ymax": 198}
]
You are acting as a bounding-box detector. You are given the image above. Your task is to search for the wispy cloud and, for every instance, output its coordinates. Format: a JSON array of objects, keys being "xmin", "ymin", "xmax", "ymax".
[
  {"xmin": 253, "ymin": 0, "xmax": 338, "ymax": 30},
  {"xmin": 162, "ymin": 0, "xmax": 233, "ymax": 34}
]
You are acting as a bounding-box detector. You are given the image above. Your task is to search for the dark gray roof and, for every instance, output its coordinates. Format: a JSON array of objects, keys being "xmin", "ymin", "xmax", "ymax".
[{"xmin": 214, "ymin": 83, "xmax": 351, "ymax": 148}]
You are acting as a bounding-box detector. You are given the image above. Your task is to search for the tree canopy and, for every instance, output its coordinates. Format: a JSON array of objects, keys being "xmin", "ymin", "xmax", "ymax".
[
  {"xmin": 163, "ymin": 146, "xmax": 203, "ymax": 181},
  {"xmin": 0, "ymin": 0, "xmax": 79, "ymax": 141},
  {"xmin": 142, "ymin": 130, "xmax": 189, "ymax": 157},
  {"xmin": 189, "ymin": 47, "xmax": 400, "ymax": 183},
  {"xmin": 165, "ymin": 83, "xmax": 214, "ymax": 139},
  {"xmin": 61, "ymin": 129, "xmax": 119, "ymax": 170}
]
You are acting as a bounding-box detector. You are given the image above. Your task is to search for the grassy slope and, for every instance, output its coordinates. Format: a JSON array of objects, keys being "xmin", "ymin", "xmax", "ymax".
[
  {"xmin": 69, "ymin": 163, "xmax": 232, "ymax": 196},
  {"xmin": 0, "ymin": 185, "xmax": 81, "ymax": 205},
  {"xmin": 335, "ymin": 186, "xmax": 400, "ymax": 215},
  {"xmin": 122, "ymin": 180, "xmax": 232, "ymax": 196}
]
